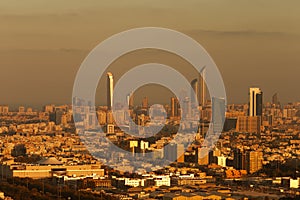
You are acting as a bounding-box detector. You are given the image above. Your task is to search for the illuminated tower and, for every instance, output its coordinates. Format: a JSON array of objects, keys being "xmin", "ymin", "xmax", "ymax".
[
  {"xmin": 249, "ymin": 87, "xmax": 263, "ymax": 116},
  {"xmin": 107, "ymin": 72, "xmax": 114, "ymax": 111}
]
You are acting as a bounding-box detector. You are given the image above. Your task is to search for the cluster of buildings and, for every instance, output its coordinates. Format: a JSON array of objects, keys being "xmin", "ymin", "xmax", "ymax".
[{"xmin": 0, "ymin": 72, "xmax": 300, "ymax": 199}]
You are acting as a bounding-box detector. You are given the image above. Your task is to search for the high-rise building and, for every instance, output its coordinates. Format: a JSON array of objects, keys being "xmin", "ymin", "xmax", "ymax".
[
  {"xmin": 107, "ymin": 72, "xmax": 114, "ymax": 111},
  {"xmin": 272, "ymin": 93, "xmax": 279, "ymax": 105},
  {"xmin": 212, "ymin": 97, "xmax": 226, "ymax": 133},
  {"xmin": 233, "ymin": 148, "xmax": 246, "ymax": 170},
  {"xmin": 171, "ymin": 97, "xmax": 180, "ymax": 118},
  {"xmin": 18, "ymin": 106, "xmax": 25, "ymax": 113},
  {"xmin": 249, "ymin": 87, "xmax": 263, "ymax": 117},
  {"xmin": 200, "ymin": 67, "xmax": 206, "ymax": 106},
  {"xmin": 182, "ymin": 97, "xmax": 191, "ymax": 119},
  {"xmin": 164, "ymin": 143, "xmax": 185, "ymax": 163},
  {"xmin": 127, "ymin": 92, "xmax": 134, "ymax": 109},
  {"xmin": 191, "ymin": 78, "xmax": 199, "ymax": 107},
  {"xmin": 246, "ymin": 151, "xmax": 263, "ymax": 174},
  {"xmin": 198, "ymin": 147, "xmax": 209, "ymax": 165},
  {"xmin": 217, "ymin": 156, "xmax": 227, "ymax": 167},
  {"xmin": 49, "ymin": 110, "xmax": 64, "ymax": 125},
  {"xmin": 142, "ymin": 97, "xmax": 148, "ymax": 110},
  {"xmin": 236, "ymin": 116, "xmax": 261, "ymax": 133}
]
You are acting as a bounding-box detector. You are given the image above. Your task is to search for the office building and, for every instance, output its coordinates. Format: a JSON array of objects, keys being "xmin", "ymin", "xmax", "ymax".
[
  {"xmin": 246, "ymin": 151, "xmax": 263, "ymax": 174},
  {"xmin": 233, "ymin": 148, "xmax": 246, "ymax": 170},
  {"xmin": 164, "ymin": 143, "xmax": 185, "ymax": 163},
  {"xmin": 127, "ymin": 92, "xmax": 134, "ymax": 109},
  {"xmin": 107, "ymin": 72, "xmax": 114, "ymax": 111},
  {"xmin": 191, "ymin": 78, "xmax": 199, "ymax": 107},
  {"xmin": 49, "ymin": 110, "xmax": 64, "ymax": 125},
  {"xmin": 212, "ymin": 97, "xmax": 226, "ymax": 133},
  {"xmin": 236, "ymin": 116, "xmax": 261, "ymax": 133},
  {"xmin": 182, "ymin": 97, "xmax": 191, "ymax": 119},
  {"xmin": 198, "ymin": 147, "xmax": 209, "ymax": 165},
  {"xmin": 170, "ymin": 97, "xmax": 180, "ymax": 118},
  {"xmin": 200, "ymin": 67, "xmax": 206, "ymax": 106},
  {"xmin": 249, "ymin": 87, "xmax": 263, "ymax": 117}
]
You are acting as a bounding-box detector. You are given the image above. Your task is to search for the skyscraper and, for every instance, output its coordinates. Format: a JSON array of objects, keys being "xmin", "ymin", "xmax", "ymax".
[
  {"xmin": 249, "ymin": 87, "xmax": 263, "ymax": 117},
  {"xmin": 272, "ymin": 93, "xmax": 279, "ymax": 105},
  {"xmin": 127, "ymin": 92, "xmax": 134, "ymax": 109},
  {"xmin": 212, "ymin": 97, "xmax": 226, "ymax": 133},
  {"xmin": 246, "ymin": 151, "xmax": 263, "ymax": 174},
  {"xmin": 171, "ymin": 97, "xmax": 180, "ymax": 118},
  {"xmin": 182, "ymin": 97, "xmax": 191, "ymax": 119},
  {"xmin": 107, "ymin": 72, "xmax": 114, "ymax": 111},
  {"xmin": 233, "ymin": 148, "xmax": 246, "ymax": 170},
  {"xmin": 191, "ymin": 78, "xmax": 199, "ymax": 107},
  {"xmin": 200, "ymin": 67, "xmax": 206, "ymax": 106}
]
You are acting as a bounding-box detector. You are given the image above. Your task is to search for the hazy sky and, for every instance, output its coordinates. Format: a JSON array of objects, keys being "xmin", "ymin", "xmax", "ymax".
[{"xmin": 0, "ymin": 0, "xmax": 300, "ymax": 108}]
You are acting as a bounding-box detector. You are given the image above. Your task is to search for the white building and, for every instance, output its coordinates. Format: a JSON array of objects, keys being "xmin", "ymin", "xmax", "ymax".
[
  {"xmin": 153, "ymin": 175, "xmax": 171, "ymax": 187},
  {"xmin": 290, "ymin": 178, "xmax": 300, "ymax": 189},
  {"xmin": 217, "ymin": 156, "xmax": 227, "ymax": 167}
]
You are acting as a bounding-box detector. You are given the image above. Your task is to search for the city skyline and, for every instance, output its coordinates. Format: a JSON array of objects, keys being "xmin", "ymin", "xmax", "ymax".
[
  {"xmin": 0, "ymin": 0, "xmax": 300, "ymax": 107},
  {"xmin": 0, "ymin": 82, "xmax": 287, "ymax": 111},
  {"xmin": 1, "ymin": 1, "xmax": 300, "ymax": 199}
]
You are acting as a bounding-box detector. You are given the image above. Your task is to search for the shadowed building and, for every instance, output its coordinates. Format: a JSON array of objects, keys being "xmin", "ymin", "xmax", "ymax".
[{"xmin": 212, "ymin": 97, "xmax": 226, "ymax": 133}]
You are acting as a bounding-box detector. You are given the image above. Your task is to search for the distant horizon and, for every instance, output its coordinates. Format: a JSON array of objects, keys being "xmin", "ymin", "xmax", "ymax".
[
  {"xmin": 1, "ymin": 94, "xmax": 296, "ymax": 111},
  {"xmin": 1, "ymin": 0, "xmax": 300, "ymax": 109}
]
